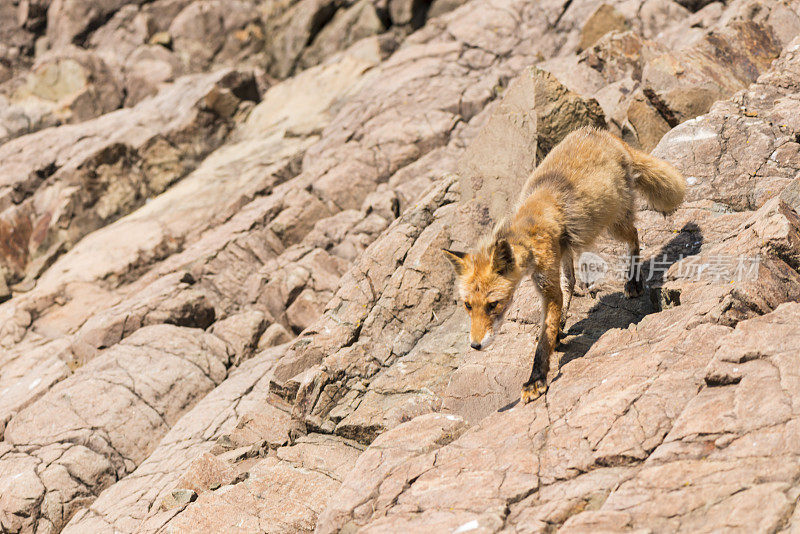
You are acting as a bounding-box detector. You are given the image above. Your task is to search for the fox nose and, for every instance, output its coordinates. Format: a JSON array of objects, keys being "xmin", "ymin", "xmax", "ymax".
[{"xmin": 470, "ymin": 341, "xmax": 481, "ymax": 350}]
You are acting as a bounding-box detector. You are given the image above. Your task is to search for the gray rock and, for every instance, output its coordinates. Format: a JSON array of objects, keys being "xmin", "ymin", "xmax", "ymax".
[{"xmin": 160, "ymin": 489, "xmax": 197, "ymax": 511}]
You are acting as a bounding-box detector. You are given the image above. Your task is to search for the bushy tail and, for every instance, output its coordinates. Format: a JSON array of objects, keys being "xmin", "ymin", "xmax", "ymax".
[{"xmin": 630, "ymin": 148, "xmax": 686, "ymax": 215}]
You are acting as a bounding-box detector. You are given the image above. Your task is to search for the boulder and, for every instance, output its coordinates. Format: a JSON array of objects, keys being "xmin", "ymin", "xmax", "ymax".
[
  {"xmin": 120, "ymin": 45, "xmax": 182, "ymax": 106},
  {"xmin": 264, "ymin": 0, "xmax": 341, "ymax": 78},
  {"xmin": 299, "ymin": 0, "xmax": 386, "ymax": 70},
  {"xmin": 624, "ymin": 87, "xmax": 673, "ymax": 151},
  {"xmin": 15, "ymin": 46, "xmax": 124, "ymax": 124},
  {"xmin": 209, "ymin": 311, "xmax": 268, "ymax": 365},
  {"xmin": 458, "ymin": 66, "xmax": 604, "ymax": 227},
  {"xmin": 46, "ymin": 0, "xmax": 150, "ymax": 47},
  {"xmin": 0, "ymin": 94, "xmax": 60, "ymax": 145},
  {"xmin": 259, "ymin": 323, "xmax": 294, "ymax": 348},
  {"xmin": 643, "ymin": 20, "xmax": 782, "ymax": 124},
  {"xmin": 578, "ymin": 4, "xmax": 630, "ymax": 51},
  {"xmin": 169, "ymin": 0, "xmax": 263, "ymax": 72},
  {"xmin": 86, "ymin": 4, "xmax": 154, "ymax": 69},
  {"xmin": 389, "ymin": 0, "xmax": 429, "ymax": 27},
  {"xmin": 652, "ymin": 36, "xmax": 800, "ymax": 211},
  {"xmin": 174, "ymin": 453, "xmax": 236, "ymax": 495},
  {"xmin": 159, "ymin": 489, "xmax": 197, "ymax": 511}
]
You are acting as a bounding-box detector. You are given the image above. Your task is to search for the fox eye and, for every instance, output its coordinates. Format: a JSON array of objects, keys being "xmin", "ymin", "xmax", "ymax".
[
  {"xmin": 464, "ymin": 302, "xmax": 472, "ymax": 311},
  {"xmin": 486, "ymin": 301, "xmax": 498, "ymax": 313}
]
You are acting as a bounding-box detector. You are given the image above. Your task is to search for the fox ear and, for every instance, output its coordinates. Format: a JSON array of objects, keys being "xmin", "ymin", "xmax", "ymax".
[
  {"xmin": 442, "ymin": 248, "xmax": 467, "ymax": 275},
  {"xmin": 491, "ymin": 239, "xmax": 515, "ymax": 275}
]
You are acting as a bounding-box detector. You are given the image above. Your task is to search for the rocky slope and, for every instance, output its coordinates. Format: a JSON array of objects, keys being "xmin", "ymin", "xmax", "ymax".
[{"xmin": 1, "ymin": 0, "xmax": 800, "ymax": 532}]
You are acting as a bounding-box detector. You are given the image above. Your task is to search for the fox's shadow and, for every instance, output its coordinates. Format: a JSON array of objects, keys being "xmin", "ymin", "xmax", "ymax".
[
  {"xmin": 499, "ymin": 223, "xmax": 703, "ymax": 412},
  {"xmin": 557, "ymin": 222, "xmax": 703, "ymax": 371}
]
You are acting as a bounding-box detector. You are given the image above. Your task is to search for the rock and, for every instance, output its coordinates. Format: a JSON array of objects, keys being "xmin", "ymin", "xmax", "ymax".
[
  {"xmin": 169, "ymin": 0, "xmax": 262, "ymax": 72},
  {"xmin": 158, "ymin": 457, "xmax": 341, "ymax": 532},
  {"xmin": 428, "ymin": 0, "xmax": 469, "ymax": 19},
  {"xmin": 143, "ymin": 431, "xmax": 366, "ymax": 533},
  {"xmin": 643, "ymin": 20, "xmax": 782, "ymax": 124},
  {"xmin": 0, "ymin": 272, "xmax": 9, "ymax": 303},
  {"xmin": 457, "ymin": 76, "xmax": 536, "ymax": 230},
  {"xmin": 530, "ymin": 68, "xmax": 606, "ymax": 160},
  {"xmin": 62, "ymin": 349, "xmax": 282, "ymax": 533},
  {"xmin": 216, "ymin": 402, "xmax": 292, "ymax": 452},
  {"xmin": 299, "ymin": 0, "xmax": 385, "ymax": 70},
  {"xmin": 46, "ymin": 0, "xmax": 144, "ymax": 47},
  {"xmin": 3, "ymin": 1, "xmax": 800, "ymax": 533},
  {"xmin": 66, "ymin": 273, "xmax": 217, "ymax": 359},
  {"xmin": 654, "ymin": 1, "xmax": 723, "ymax": 51},
  {"xmin": 86, "ymin": 5, "xmax": 154, "ymax": 69},
  {"xmin": 0, "ymin": 1, "xmax": 37, "ymax": 85},
  {"xmin": 121, "ymin": 45, "xmax": 182, "ymax": 105},
  {"xmin": 624, "ymin": 88, "xmax": 672, "ymax": 151},
  {"xmin": 286, "ymin": 287, "xmax": 331, "ymax": 334},
  {"xmin": 580, "ymin": 30, "xmax": 665, "ymax": 84},
  {"xmin": 0, "ymin": 93, "xmax": 61, "ymax": 144},
  {"xmin": 149, "ymin": 31, "xmax": 171, "ymax": 48},
  {"xmin": 258, "ymin": 323, "xmax": 294, "ymax": 349},
  {"xmin": 579, "ymin": 4, "xmax": 630, "ymax": 51},
  {"xmin": 315, "ymin": 296, "xmax": 800, "ymax": 531},
  {"xmin": 652, "ymin": 36, "xmax": 800, "ymax": 211},
  {"xmin": 632, "ymin": 0, "xmax": 693, "ymax": 42},
  {"xmin": 389, "ymin": 0, "xmax": 428, "ymax": 27},
  {"xmin": 270, "ymin": 177, "xmax": 459, "ymax": 407},
  {"xmin": 0, "ymin": 68, "xmax": 259, "ymax": 288},
  {"xmin": 175, "ymin": 453, "xmax": 236, "ymax": 495},
  {"xmin": 240, "ymin": 37, "xmax": 383, "ymax": 138},
  {"xmin": 160, "ymin": 489, "xmax": 197, "ymax": 511},
  {"xmin": 0, "ymin": 325, "xmax": 231, "ymax": 532},
  {"xmin": 16, "ymin": 46, "xmax": 124, "ymax": 124},
  {"xmin": 316, "ymin": 412, "xmax": 469, "ymax": 532},
  {"xmin": 542, "ymin": 9, "xmax": 792, "ymax": 150},
  {"xmin": 210, "ymin": 311, "xmax": 268, "ymax": 364},
  {"xmin": 264, "ymin": 0, "xmax": 340, "ymax": 79},
  {"xmin": 275, "ymin": 433, "xmax": 364, "ymax": 481},
  {"xmin": 458, "ymin": 66, "xmax": 604, "ymax": 227}
]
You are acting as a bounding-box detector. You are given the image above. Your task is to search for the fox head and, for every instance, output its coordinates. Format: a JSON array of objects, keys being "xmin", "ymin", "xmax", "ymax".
[{"xmin": 443, "ymin": 238, "xmax": 522, "ymax": 350}]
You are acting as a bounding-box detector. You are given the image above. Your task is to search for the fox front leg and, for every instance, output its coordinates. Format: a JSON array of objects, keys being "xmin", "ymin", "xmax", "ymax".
[
  {"xmin": 560, "ymin": 252, "xmax": 575, "ymax": 335},
  {"xmin": 521, "ymin": 284, "xmax": 562, "ymax": 404}
]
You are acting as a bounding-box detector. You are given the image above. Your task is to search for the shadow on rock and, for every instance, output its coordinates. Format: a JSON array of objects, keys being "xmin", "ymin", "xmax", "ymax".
[
  {"xmin": 558, "ymin": 222, "xmax": 704, "ymax": 371},
  {"xmin": 498, "ymin": 223, "xmax": 703, "ymax": 413},
  {"xmin": 643, "ymin": 222, "xmax": 704, "ymax": 290}
]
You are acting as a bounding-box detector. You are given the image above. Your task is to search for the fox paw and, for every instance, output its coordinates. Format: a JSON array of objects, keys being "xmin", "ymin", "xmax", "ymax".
[
  {"xmin": 624, "ymin": 279, "xmax": 644, "ymax": 298},
  {"xmin": 521, "ymin": 377, "xmax": 547, "ymax": 404}
]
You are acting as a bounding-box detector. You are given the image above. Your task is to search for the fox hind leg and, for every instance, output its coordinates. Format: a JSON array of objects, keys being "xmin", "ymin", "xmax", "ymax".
[
  {"xmin": 611, "ymin": 216, "xmax": 643, "ymax": 298},
  {"xmin": 560, "ymin": 250, "xmax": 575, "ymax": 334}
]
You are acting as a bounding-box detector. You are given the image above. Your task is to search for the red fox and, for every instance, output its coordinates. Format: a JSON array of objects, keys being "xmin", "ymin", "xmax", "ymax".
[{"xmin": 444, "ymin": 126, "xmax": 686, "ymax": 404}]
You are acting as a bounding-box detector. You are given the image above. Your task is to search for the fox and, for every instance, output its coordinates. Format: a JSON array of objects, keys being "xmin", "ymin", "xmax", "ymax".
[{"xmin": 444, "ymin": 126, "xmax": 686, "ymax": 404}]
